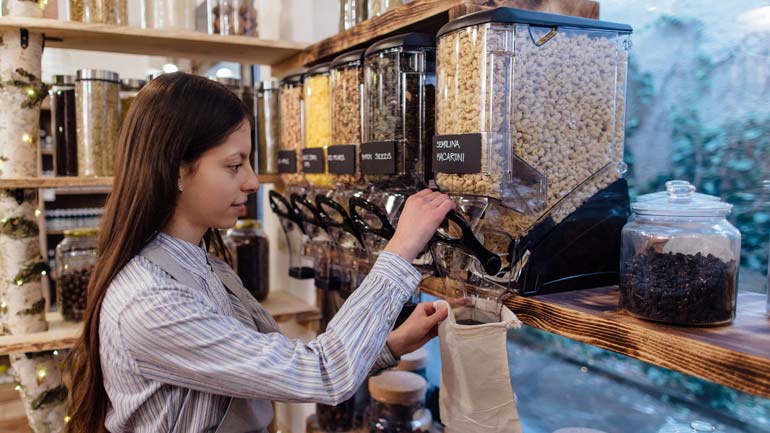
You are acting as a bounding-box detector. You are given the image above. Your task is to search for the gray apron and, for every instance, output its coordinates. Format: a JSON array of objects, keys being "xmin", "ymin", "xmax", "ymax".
[{"xmin": 140, "ymin": 243, "xmax": 277, "ymax": 433}]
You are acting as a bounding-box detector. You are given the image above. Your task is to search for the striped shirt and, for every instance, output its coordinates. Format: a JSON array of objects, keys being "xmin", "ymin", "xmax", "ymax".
[{"xmin": 99, "ymin": 232, "xmax": 422, "ymax": 433}]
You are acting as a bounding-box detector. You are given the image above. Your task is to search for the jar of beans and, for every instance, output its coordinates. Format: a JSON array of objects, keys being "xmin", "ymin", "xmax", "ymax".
[{"xmin": 55, "ymin": 228, "xmax": 98, "ymax": 322}]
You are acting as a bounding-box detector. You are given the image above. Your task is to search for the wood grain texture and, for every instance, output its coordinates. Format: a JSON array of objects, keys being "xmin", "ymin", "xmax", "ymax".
[
  {"xmin": 0, "ymin": 17, "xmax": 306, "ymax": 64},
  {"xmin": 420, "ymin": 277, "xmax": 770, "ymax": 398}
]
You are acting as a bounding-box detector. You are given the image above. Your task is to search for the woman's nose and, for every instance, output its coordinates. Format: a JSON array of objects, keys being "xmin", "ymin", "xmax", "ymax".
[{"xmin": 243, "ymin": 163, "xmax": 260, "ymax": 193}]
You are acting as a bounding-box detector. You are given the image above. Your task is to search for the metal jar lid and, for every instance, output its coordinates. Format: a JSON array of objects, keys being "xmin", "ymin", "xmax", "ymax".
[
  {"xmin": 52, "ymin": 75, "xmax": 75, "ymax": 87},
  {"xmin": 259, "ymin": 80, "xmax": 279, "ymax": 91},
  {"xmin": 120, "ymin": 78, "xmax": 147, "ymax": 91},
  {"xmin": 76, "ymin": 69, "xmax": 120, "ymax": 83}
]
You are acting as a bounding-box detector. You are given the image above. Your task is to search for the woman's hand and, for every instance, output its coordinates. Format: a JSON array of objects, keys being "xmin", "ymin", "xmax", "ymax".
[
  {"xmin": 383, "ymin": 189, "xmax": 455, "ymax": 263},
  {"xmin": 386, "ymin": 298, "xmax": 465, "ymax": 358}
]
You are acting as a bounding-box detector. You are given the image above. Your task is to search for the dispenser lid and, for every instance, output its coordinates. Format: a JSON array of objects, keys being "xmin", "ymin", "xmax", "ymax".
[
  {"xmin": 280, "ymin": 70, "xmax": 306, "ymax": 87},
  {"xmin": 368, "ymin": 371, "xmax": 426, "ymax": 405},
  {"xmin": 305, "ymin": 62, "xmax": 331, "ymax": 77},
  {"xmin": 365, "ymin": 32, "xmax": 435, "ymax": 57},
  {"xmin": 632, "ymin": 180, "xmax": 732, "ymax": 217},
  {"xmin": 437, "ymin": 6, "xmax": 632, "ymax": 38},
  {"xmin": 331, "ymin": 49, "xmax": 366, "ymax": 69}
]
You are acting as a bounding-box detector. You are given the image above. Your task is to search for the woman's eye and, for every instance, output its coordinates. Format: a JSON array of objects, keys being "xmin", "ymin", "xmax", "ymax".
[{"xmin": 229, "ymin": 164, "xmax": 242, "ymax": 173}]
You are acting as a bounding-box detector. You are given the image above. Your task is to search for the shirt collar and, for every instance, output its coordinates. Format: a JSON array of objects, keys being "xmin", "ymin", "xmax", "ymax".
[{"xmin": 155, "ymin": 232, "xmax": 211, "ymax": 278}]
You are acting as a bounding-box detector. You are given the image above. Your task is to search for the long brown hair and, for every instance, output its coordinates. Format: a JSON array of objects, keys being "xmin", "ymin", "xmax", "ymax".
[{"xmin": 67, "ymin": 72, "xmax": 251, "ymax": 433}]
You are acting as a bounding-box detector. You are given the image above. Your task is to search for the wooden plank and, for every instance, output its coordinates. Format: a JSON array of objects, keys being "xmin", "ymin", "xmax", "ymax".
[
  {"xmin": 296, "ymin": 0, "xmax": 599, "ymax": 69},
  {"xmin": 0, "ymin": 17, "xmax": 307, "ymax": 65},
  {"xmin": 420, "ymin": 278, "xmax": 770, "ymax": 398},
  {"xmin": 0, "ymin": 291, "xmax": 318, "ymax": 356},
  {"xmin": 0, "ymin": 174, "xmax": 281, "ymax": 189}
]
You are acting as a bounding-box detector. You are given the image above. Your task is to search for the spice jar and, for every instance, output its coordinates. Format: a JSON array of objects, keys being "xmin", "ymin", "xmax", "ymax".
[
  {"xmin": 363, "ymin": 33, "xmax": 436, "ymax": 190},
  {"xmin": 141, "ymin": 0, "xmax": 195, "ymax": 30},
  {"xmin": 50, "ymin": 75, "xmax": 78, "ymax": 177},
  {"xmin": 330, "ymin": 49, "xmax": 366, "ymax": 189},
  {"xmin": 55, "ymin": 229, "xmax": 98, "ymax": 322},
  {"xmin": 226, "ymin": 219, "xmax": 269, "ymax": 301},
  {"xmin": 303, "ymin": 63, "xmax": 334, "ymax": 189},
  {"xmin": 76, "ymin": 69, "xmax": 121, "ymax": 177},
  {"xmin": 210, "ymin": 0, "xmax": 258, "ymax": 36},
  {"xmin": 256, "ymin": 80, "xmax": 279, "ymax": 175},
  {"xmin": 278, "ymin": 72, "xmax": 305, "ymax": 185},
  {"xmin": 120, "ymin": 78, "xmax": 146, "ymax": 127},
  {"xmin": 368, "ymin": 370, "xmax": 432, "ymax": 433},
  {"xmin": 69, "ymin": 0, "xmax": 128, "ymax": 25},
  {"xmin": 620, "ymin": 181, "xmax": 741, "ymax": 326}
]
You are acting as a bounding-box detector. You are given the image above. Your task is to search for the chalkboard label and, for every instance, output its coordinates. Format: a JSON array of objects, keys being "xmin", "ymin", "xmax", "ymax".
[
  {"xmin": 302, "ymin": 148, "xmax": 325, "ymax": 173},
  {"xmin": 277, "ymin": 150, "xmax": 297, "ymax": 174},
  {"xmin": 327, "ymin": 145, "xmax": 356, "ymax": 174},
  {"xmin": 432, "ymin": 134, "xmax": 482, "ymax": 174},
  {"xmin": 361, "ymin": 141, "xmax": 396, "ymax": 174}
]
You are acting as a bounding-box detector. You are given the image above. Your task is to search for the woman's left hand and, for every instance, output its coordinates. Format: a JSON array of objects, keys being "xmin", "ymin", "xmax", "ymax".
[{"xmin": 386, "ymin": 299, "xmax": 462, "ymax": 358}]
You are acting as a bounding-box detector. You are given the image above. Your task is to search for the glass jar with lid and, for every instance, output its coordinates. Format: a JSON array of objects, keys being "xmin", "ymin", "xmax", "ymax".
[
  {"xmin": 120, "ymin": 78, "xmax": 146, "ymax": 127},
  {"xmin": 256, "ymin": 80, "xmax": 279, "ymax": 175},
  {"xmin": 303, "ymin": 63, "xmax": 334, "ymax": 190},
  {"xmin": 212, "ymin": 76, "xmax": 243, "ymax": 99},
  {"xmin": 141, "ymin": 0, "xmax": 195, "ymax": 30},
  {"xmin": 278, "ymin": 72, "xmax": 306, "ymax": 186},
  {"xmin": 76, "ymin": 69, "xmax": 121, "ymax": 177},
  {"xmin": 56, "ymin": 228, "xmax": 98, "ymax": 322},
  {"xmin": 69, "ymin": 0, "xmax": 128, "ymax": 25},
  {"xmin": 50, "ymin": 74, "xmax": 78, "ymax": 177},
  {"xmin": 209, "ymin": 0, "xmax": 258, "ymax": 36},
  {"xmin": 367, "ymin": 370, "xmax": 432, "ymax": 433},
  {"xmin": 339, "ymin": 0, "xmax": 367, "ymax": 31},
  {"xmin": 619, "ymin": 180, "xmax": 741, "ymax": 326},
  {"xmin": 225, "ymin": 219, "xmax": 269, "ymax": 301}
]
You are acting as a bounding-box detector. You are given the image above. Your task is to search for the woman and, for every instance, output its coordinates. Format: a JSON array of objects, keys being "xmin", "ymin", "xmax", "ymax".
[{"xmin": 67, "ymin": 72, "xmax": 455, "ymax": 433}]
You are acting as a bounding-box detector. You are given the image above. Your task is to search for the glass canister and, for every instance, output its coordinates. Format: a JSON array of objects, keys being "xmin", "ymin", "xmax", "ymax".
[
  {"xmin": 339, "ymin": 0, "xmax": 367, "ymax": 31},
  {"xmin": 303, "ymin": 63, "xmax": 334, "ymax": 189},
  {"xmin": 363, "ymin": 33, "xmax": 436, "ymax": 190},
  {"xmin": 330, "ymin": 49, "xmax": 366, "ymax": 189},
  {"xmin": 120, "ymin": 78, "xmax": 146, "ymax": 127},
  {"xmin": 368, "ymin": 370, "xmax": 432, "ymax": 433},
  {"xmin": 256, "ymin": 80, "xmax": 279, "ymax": 175},
  {"xmin": 50, "ymin": 75, "xmax": 78, "ymax": 177},
  {"xmin": 210, "ymin": 0, "xmax": 258, "ymax": 36},
  {"xmin": 226, "ymin": 219, "xmax": 270, "ymax": 301},
  {"xmin": 278, "ymin": 72, "xmax": 305, "ymax": 186},
  {"xmin": 76, "ymin": 69, "xmax": 121, "ymax": 177},
  {"xmin": 141, "ymin": 0, "xmax": 195, "ymax": 30},
  {"xmin": 619, "ymin": 181, "xmax": 741, "ymax": 326},
  {"xmin": 368, "ymin": 0, "xmax": 401, "ymax": 18},
  {"xmin": 69, "ymin": 0, "xmax": 129, "ymax": 25},
  {"xmin": 55, "ymin": 228, "xmax": 98, "ymax": 322},
  {"xmin": 212, "ymin": 76, "xmax": 243, "ymax": 99}
]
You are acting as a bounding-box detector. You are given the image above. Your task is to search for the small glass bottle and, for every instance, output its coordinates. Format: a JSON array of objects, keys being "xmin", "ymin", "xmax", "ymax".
[
  {"xmin": 56, "ymin": 229, "xmax": 98, "ymax": 322},
  {"xmin": 226, "ymin": 219, "xmax": 270, "ymax": 301},
  {"xmin": 50, "ymin": 75, "xmax": 78, "ymax": 177}
]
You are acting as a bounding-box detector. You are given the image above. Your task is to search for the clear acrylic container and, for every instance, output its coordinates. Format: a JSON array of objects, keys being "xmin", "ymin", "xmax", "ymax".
[
  {"xmin": 434, "ymin": 7, "xmax": 632, "ymax": 229},
  {"xmin": 76, "ymin": 69, "xmax": 121, "ymax": 177},
  {"xmin": 256, "ymin": 80, "xmax": 279, "ymax": 175},
  {"xmin": 620, "ymin": 181, "xmax": 741, "ymax": 326},
  {"xmin": 303, "ymin": 63, "xmax": 334, "ymax": 189},
  {"xmin": 50, "ymin": 75, "xmax": 78, "ymax": 177},
  {"xmin": 279, "ymin": 72, "xmax": 306, "ymax": 186},
  {"xmin": 141, "ymin": 0, "xmax": 195, "ymax": 30},
  {"xmin": 363, "ymin": 33, "xmax": 435, "ymax": 190},
  {"xmin": 69, "ymin": 0, "xmax": 128, "ymax": 25},
  {"xmin": 225, "ymin": 219, "xmax": 269, "ymax": 301},
  {"xmin": 331, "ymin": 49, "xmax": 366, "ymax": 189},
  {"xmin": 56, "ymin": 229, "xmax": 98, "ymax": 322},
  {"xmin": 209, "ymin": 0, "xmax": 258, "ymax": 36},
  {"xmin": 367, "ymin": 371, "xmax": 432, "ymax": 433}
]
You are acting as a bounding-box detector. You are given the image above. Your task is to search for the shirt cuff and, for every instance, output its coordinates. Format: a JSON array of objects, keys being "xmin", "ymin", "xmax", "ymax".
[
  {"xmin": 371, "ymin": 343, "xmax": 400, "ymax": 374},
  {"xmin": 371, "ymin": 251, "xmax": 423, "ymax": 299}
]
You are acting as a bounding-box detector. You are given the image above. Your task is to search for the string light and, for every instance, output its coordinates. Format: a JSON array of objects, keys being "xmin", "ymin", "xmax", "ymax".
[
  {"xmin": 1, "ymin": 302, "xmax": 7, "ymax": 309},
  {"xmin": 41, "ymin": 270, "xmax": 47, "ymax": 276},
  {"xmin": 64, "ymin": 416, "xmax": 71, "ymax": 423},
  {"xmin": 16, "ymin": 279, "xmax": 23, "ymax": 286},
  {"xmin": 53, "ymin": 350, "xmax": 58, "ymax": 356},
  {"xmin": 14, "ymin": 385, "xmax": 21, "ymax": 391},
  {"xmin": 36, "ymin": 367, "xmax": 46, "ymax": 380},
  {"xmin": 26, "ymin": 88, "xmax": 36, "ymax": 98},
  {"xmin": 21, "ymin": 133, "xmax": 32, "ymax": 143},
  {"xmin": 34, "ymin": 209, "xmax": 42, "ymax": 218}
]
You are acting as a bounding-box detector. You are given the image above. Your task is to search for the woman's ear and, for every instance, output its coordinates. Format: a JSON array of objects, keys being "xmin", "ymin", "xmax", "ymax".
[{"xmin": 178, "ymin": 164, "xmax": 190, "ymax": 192}]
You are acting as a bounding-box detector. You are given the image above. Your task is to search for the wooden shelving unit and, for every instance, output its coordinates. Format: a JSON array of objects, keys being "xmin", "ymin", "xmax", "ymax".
[
  {"xmin": 420, "ymin": 277, "xmax": 770, "ymax": 399},
  {"xmin": 0, "ymin": 291, "xmax": 319, "ymax": 357}
]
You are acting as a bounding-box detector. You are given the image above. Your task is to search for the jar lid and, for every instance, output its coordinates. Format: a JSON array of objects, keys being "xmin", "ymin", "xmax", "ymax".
[
  {"xmin": 331, "ymin": 49, "xmax": 365, "ymax": 69},
  {"xmin": 259, "ymin": 80, "xmax": 279, "ymax": 91},
  {"xmin": 365, "ymin": 32, "xmax": 435, "ymax": 58},
  {"xmin": 305, "ymin": 62, "xmax": 331, "ymax": 77},
  {"xmin": 368, "ymin": 370, "xmax": 426, "ymax": 405},
  {"xmin": 632, "ymin": 180, "xmax": 732, "ymax": 217},
  {"xmin": 120, "ymin": 78, "xmax": 147, "ymax": 91},
  {"xmin": 395, "ymin": 347, "xmax": 428, "ymax": 372},
  {"xmin": 63, "ymin": 228, "xmax": 99, "ymax": 238},
  {"xmin": 636, "ymin": 180, "xmax": 721, "ymax": 203},
  {"xmin": 52, "ymin": 75, "xmax": 75, "ymax": 86},
  {"xmin": 437, "ymin": 6, "xmax": 632, "ymax": 38},
  {"xmin": 76, "ymin": 69, "xmax": 120, "ymax": 83},
  {"xmin": 235, "ymin": 219, "xmax": 261, "ymax": 230},
  {"xmin": 280, "ymin": 70, "xmax": 306, "ymax": 87}
]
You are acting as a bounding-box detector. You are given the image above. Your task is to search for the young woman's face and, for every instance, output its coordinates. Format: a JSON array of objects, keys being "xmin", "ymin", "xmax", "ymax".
[{"xmin": 177, "ymin": 121, "xmax": 259, "ymax": 231}]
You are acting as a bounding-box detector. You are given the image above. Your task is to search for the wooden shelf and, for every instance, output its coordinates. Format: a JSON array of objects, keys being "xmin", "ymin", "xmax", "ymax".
[
  {"xmin": 0, "ymin": 174, "xmax": 281, "ymax": 189},
  {"xmin": 420, "ymin": 278, "xmax": 770, "ymax": 398},
  {"xmin": 0, "ymin": 17, "xmax": 307, "ymax": 64},
  {"xmin": 274, "ymin": 0, "xmax": 599, "ymax": 75},
  {"xmin": 0, "ymin": 290, "xmax": 318, "ymax": 356}
]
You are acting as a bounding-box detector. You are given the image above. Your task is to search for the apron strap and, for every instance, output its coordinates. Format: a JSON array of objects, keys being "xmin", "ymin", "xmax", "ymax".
[{"xmin": 140, "ymin": 243, "xmax": 204, "ymax": 291}]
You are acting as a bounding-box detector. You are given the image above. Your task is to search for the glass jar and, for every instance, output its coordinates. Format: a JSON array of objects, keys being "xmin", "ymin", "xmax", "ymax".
[
  {"xmin": 278, "ymin": 72, "xmax": 305, "ymax": 186},
  {"xmin": 141, "ymin": 0, "xmax": 195, "ymax": 30},
  {"xmin": 50, "ymin": 75, "xmax": 78, "ymax": 177},
  {"xmin": 256, "ymin": 80, "xmax": 279, "ymax": 175},
  {"xmin": 120, "ymin": 78, "xmax": 146, "ymax": 127},
  {"xmin": 212, "ymin": 76, "xmax": 243, "ymax": 99},
  {"xmin": 620, "ymin": 181, "xmax": 741, "ymax": 326},
  {"xmin": 56, "ymin": 229, "xmax": 98, "ymax": 322},
  {"xmin": 226, "ymin": 219, "xmax": 270, "ymax": 301},
  {"xmin": 368, "ymin": 0, "xmax": 401, "ymax": 18},
  {"xmin": 76, "ymin": 69, "xmax": 121, "ymax": 177},
  {"xmin": 340, "ymin": 0, "xmax": 367, "ymax": 31},
  {"xmin": 368, "ymin": 371, "xmax": 431, "ymax": 433},
  {"xmin": 303, "ymin": 63, "xmax": 334, "ymax": 189},
  {"xmin": 330, "ymin": 49, "xmax": 365, "ymax": 189},
  {"xmin": 69, "ymin": 0, "xmax": 128, "ymax": 25},
  {"xmin": 363, "ymin": 33, "xmax": 435, "ymax": 190},
  {"xmin": 210, "ymin": 0, "xmax": 258, "ymax": 36}
]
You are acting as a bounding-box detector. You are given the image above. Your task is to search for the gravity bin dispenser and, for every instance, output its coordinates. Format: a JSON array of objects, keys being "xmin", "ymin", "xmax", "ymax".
[{"xmin": 431, "ymin": 7, "xmax": 633, "ymax": 307}]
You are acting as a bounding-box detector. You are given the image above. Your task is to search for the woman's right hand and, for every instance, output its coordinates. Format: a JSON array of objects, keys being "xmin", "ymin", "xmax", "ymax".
[{"xmin": 383, "ymin": 189, "xmax": 455, "ymax": 263}]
